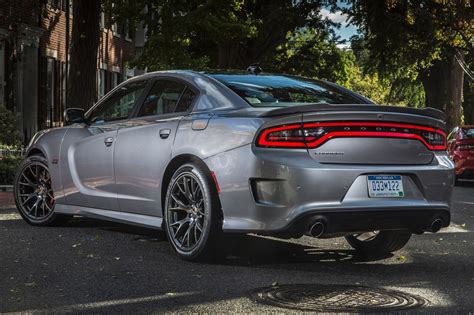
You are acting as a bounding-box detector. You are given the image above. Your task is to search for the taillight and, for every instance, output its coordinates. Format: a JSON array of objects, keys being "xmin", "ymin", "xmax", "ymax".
[
  {"xmin": 256, "ymin": 124, "xmax": 306, "ymax": 148},
  {"xmin": 256, "ymin": 121, "xmax": 446, "ymax": 151},
  {"xmin": 456, "ymin": 144, "xmax": 474, "ymax": 151}
]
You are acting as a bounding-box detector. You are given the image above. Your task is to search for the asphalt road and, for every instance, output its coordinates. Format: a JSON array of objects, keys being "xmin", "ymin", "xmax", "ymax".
[{"xmin": 0, "ymin": 184, "xmax": 473, "ymax": 314}]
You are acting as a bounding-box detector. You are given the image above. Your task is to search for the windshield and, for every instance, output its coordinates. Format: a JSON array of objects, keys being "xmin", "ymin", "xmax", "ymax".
[
  {"xmin": 462, "ymin": 128, "xmax": 474, "ymax": 138},
  {"xmin": 210, "ymin": 74, "xmax": 365, "ymax": 107}
]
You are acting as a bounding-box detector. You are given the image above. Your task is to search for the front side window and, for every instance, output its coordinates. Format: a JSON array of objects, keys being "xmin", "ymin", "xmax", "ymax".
[
  {"xmin": 210, "ymin": 74, "xmax": 364, "ymax": 107},
  {"xmin": 88, "ymin": 80, "xmax": 147, "ymax": 123},
  {"xmin": 137, "ymin": 80, "xmax": 195, "ymax": 117}
]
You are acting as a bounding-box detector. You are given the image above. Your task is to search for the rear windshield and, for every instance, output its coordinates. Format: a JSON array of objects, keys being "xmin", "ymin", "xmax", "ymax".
[
  {"xmin": 462, "ymin": 128, "xmax": 474, "ymax": 137},
  {"xmin": 210, "ymin": 74, "xmax": 365, "ymax": 107}
]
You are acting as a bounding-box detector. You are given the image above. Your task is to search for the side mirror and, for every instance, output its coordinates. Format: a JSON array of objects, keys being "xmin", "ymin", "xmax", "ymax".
[{"xmin": 64, "ymin": 108, "xmax": 86, "ymax": 125}]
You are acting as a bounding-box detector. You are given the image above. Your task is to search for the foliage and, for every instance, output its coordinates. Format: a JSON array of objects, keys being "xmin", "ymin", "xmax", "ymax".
[
  {"xmin": 344, "ymin": 0, "xmax": 473, "ymax": 78},
  {"xmin": 0, "ymin": 106, "xmax": 21, "ymax": 147},
  {"xmin": 349, "ymin": 38, "xmax": 426, "ymax": 107},
  {"xmin": 273, "ymin": 28, "xmax": 356, "ymax": 86},
  {"xmin": 0, "ymin": 156, "xmax": 21, "ymax": 185},
  {"xmin": 273, "ymin": 30, "xmax": 425, "ymax": 107},
  {"xmin": 343, "ymin": 0, "xmax": 473, "ymax": 128},
  {"xmin": 104, "ymin": 0, "xmax": 337, "ymax": 70}
]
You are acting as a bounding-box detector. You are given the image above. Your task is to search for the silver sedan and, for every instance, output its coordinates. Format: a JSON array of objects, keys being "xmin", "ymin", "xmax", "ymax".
[{"xmin": 14, "ymin": 71, "xmax": 454, "ymax": 261}]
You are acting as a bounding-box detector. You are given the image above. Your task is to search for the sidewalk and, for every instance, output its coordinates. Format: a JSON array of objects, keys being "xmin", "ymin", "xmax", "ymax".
[{"xmin": 0, "ymin": 191, "xmax": 15, "ymax": 209}]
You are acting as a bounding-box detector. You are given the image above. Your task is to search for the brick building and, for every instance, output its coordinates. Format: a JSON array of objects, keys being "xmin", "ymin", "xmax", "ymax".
[{"xmin": 0, "ymin": 0, "xmax": 145, "ymax": 143}]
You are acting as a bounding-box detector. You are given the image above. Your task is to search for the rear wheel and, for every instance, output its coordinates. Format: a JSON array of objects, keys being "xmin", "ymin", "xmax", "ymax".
[
  {"xmin": 164, "ymin": 162, "xmax": 222, "ymax": 261},
  {"xmin": 14, "ymin": 155, "xmax": 72, "ymax": 226},
  {"xmin": 345, "ymin": 230, "xmax": 411, "ymax": 255}
]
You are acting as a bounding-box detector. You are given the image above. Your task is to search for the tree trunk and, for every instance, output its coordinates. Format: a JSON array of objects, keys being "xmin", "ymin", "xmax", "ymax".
[
  {"xmin": 66, "ymin": 0, "xmax": 101, "ymax": 110},
  {"xmin": 421, "ymin": 51, "xmax": 464, "ymax": 130},
  {"xmin": 463, "ymin": 76, "xmax": 474, "ymax": 125}
]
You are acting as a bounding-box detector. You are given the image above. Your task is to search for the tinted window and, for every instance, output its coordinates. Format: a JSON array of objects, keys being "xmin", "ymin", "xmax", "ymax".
[
  {"xmin": 89, "ymin": 80, "xmax": 147, "ymax": 123},
  {"xmin": 462, "ymin": 128, "xmax": 474, "ymax": 138},
  {"xmin": 211, "ymin": 74, "xmax": 363, "ymax": 107},
  {"xmin": 175, "ymin": 88, "xmax": 196, "ymax": 113},
  {"xmin": 138, "ymin": 80, "xmax": 194, "ymax": 117}
]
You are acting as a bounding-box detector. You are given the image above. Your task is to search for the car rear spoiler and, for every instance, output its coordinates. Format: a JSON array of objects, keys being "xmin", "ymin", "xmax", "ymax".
[{"xmin": 259, "ymin": 104, "xmax": 446, "ymax": 122}]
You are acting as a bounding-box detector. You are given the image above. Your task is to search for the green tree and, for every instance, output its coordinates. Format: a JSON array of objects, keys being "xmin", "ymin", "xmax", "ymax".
[
  {"xmin": 105, "ymin": 0, "xmax": 336, "ymax": 70},
  {"xmin": 345, "ymin": 0, "xmax": 473, "ymax": 128},
  {"xmin": 273, "ymin": 28, "xmax": 357, "ymax": 86}
]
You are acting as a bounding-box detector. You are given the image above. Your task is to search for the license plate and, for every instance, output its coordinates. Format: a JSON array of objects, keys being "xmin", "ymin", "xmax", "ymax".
[{"xmin": 367, "ymin": 175, "xmax": 404, "ymax": 198}]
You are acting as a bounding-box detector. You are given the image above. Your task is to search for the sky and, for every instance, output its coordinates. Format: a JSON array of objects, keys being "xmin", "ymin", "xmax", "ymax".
[{"xmin": 320, "ymin": 1, "xmax": 359, "ymax": 48}]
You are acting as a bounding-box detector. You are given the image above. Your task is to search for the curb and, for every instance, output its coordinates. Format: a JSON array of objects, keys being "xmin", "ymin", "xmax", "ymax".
[{"xmin": 0, "ymin": 185, "xmax": 13, "ymax": 192}]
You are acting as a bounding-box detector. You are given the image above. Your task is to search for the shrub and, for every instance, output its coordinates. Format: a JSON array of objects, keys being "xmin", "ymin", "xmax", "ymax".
[
  {"xmin": 0, "ymin": 156, "xmax": 21, "ymax": 185},
  {"xmin": 0, "ymin": 106, "xmax": 21, "ymax": 147}
]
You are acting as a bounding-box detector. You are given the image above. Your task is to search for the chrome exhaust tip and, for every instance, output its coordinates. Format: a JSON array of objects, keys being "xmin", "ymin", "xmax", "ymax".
[
  {"xmin": 430, "ymin": 218, "xmax": 443, "ymax": 233},
  {"xmin": 309, "ymin": 221, "xmax": 326, "ymax": 238}
]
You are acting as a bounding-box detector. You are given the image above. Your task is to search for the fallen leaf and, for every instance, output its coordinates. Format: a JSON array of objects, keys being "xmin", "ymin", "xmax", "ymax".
[
  {"xmin": 72, "ymin": 243, "xmax": 81, "ymax": 248},
  {"xmin": 271, "ymin": 282, "xmax": 279, "ymax": 287},
  {"xmin": 114, "ymin": 257, "xmax": 120, "ymax": 261},
  {"xmin": 397, "ymin": 255, "xmax": 406, "ymax": 263}
]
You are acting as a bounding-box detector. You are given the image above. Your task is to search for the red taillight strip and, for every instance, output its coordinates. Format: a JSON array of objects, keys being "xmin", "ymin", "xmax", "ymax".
[
  {"xmin": 304, "ymin": 121, "xmax": 444, "ymax": 134},
  {"xmin": 305, "ymin": 131, "xmax": 446, "ymax": 151},
  {"xmin": 257, "ymin": 121, "xmax": 447, "ymax": 150},
  {"xmin": 303, "ymin": 122, "xmax": 446, "ymax": 151}
]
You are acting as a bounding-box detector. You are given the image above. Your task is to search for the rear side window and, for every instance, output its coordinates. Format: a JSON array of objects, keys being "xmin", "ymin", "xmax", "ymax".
[
  {"xmin": 211, "ymin": 74, "xmax": 363, "ymax": 107},
  {"xmin": 137, "ymin": 80, "xmax": 195, "ymax": 117}
]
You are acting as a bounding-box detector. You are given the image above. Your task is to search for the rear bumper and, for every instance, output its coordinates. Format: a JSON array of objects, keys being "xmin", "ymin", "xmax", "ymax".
[
  {"xmin": 454, "ymin": 154, "xmax": 474, "ymax": 177},
  {"xmin": 205, "ymin": 144, "xmax": 455, "ymax": 235},
  {"xmin": 281, "ymin": 208, "xmax": 450, "ymax": 238}
]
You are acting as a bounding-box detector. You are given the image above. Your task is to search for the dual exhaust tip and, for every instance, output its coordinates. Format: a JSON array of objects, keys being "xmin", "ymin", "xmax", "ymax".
[
  {"xmin": 308, "ymin": 217, "xmax": 444, "ymax": 238},
  {"xmin": 430, "ymin": 218, "xmax": 443, "ymax": 233},
  {"xmin": 309, "ymin": 221, "xmax": 326, "ymax": 238}
]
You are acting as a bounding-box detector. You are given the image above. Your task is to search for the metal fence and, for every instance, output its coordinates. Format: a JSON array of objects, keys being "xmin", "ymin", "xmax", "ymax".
[{"xmin": 0, "ymin": 149, "xmax": 25, "ymax": 159}]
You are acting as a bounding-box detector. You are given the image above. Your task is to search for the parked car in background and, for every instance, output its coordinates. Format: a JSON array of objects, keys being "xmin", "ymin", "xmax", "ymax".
[
  {"xmin": 14, "ymin": 70, "xmax": 454, "ymax": 261},
  {"xmin": 447, "ymin": 126, "xmax": 474, "ymax": 183}
]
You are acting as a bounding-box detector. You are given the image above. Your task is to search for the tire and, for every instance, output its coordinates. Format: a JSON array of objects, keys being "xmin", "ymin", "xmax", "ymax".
[
  {"xmin": 14, "ymin": 154, "xmax": 72, "ymax": 226},
  {"xmin": 164, "ymin": 162, "xmax": 222, "ymax": 261},
  {"xmin": 345, "ymin": 230, "xmax": 411, "ymax": 255}
]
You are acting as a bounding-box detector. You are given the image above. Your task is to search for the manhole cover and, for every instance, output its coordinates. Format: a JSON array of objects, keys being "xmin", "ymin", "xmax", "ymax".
[{"xmin": 252, "ymin": 284, "xmax": 428, "ymax": 312}]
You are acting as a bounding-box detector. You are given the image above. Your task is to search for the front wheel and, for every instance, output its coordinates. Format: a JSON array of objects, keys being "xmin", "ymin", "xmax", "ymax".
[
  {"xmin": 14, "ymin": 155, "xmax": 72, "ymax": 226},
  {"xmin": 345, "ymin": 231, "xmax": 411, "ymax": 255},
  {"xmin": 164, "ymin": 162, "xmax": 222, "ymax": 261}
]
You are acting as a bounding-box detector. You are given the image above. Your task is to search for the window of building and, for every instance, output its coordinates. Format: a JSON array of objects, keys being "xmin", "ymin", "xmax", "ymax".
[
  {"xmin": 98, "ymin": 69, "xmax": 106, "ymax": 99},
  {"xmin": 0, "ymin": 41, "xmax": 5, "ymax": 106},
  {"xmin": 47, "ymin": 0, "xmax": 67, "ymax": 11},
  {"xmin": 111, "ymin": 71, "xmax": 120, "ymax": 89},
  {"xmin": 45, "ymin": 58, "xmax": 55, "ymax": 127}
]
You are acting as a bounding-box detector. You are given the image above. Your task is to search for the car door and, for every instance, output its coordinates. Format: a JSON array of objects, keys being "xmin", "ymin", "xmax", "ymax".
[
  {"xmin": 114, "ymin": 78, "xmax": 198, "ymax": 217},
  {"xmin": 61, "ymin": 79, "xmax": 149, "ymax": 210}
]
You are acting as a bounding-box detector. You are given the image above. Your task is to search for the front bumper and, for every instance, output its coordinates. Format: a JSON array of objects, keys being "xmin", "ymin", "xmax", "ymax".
[{"xmin": 205, "ymin": 144, "xmax": 454, "ymax": 236}]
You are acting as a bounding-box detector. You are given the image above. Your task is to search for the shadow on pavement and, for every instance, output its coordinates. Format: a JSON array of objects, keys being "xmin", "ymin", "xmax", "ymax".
[{"xmin": 1, "ymin": 212, "xmax": 472, "ymax": 313}]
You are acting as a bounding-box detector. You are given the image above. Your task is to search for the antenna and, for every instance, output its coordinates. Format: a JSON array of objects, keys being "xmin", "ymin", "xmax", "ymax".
[{"xmin": 247, "ymin": 64, "xmax": 262, "ymax": 75}]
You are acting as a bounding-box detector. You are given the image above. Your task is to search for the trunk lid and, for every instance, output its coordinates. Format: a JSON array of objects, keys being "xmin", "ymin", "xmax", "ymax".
[{"xmin": 259, "ymin": 104, "xmax": 446, "ymax": 165}]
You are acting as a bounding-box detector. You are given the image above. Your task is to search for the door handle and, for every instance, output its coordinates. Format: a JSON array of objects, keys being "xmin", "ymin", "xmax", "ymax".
[
  {"xmin": 159, "ymin": 129, "xmax": 171, "ymax": 139},
  {"xmin": 104, "ymin": 137, "xmax": 114, "ymax": 147}
]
